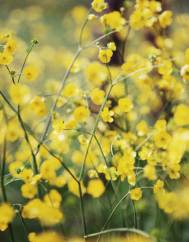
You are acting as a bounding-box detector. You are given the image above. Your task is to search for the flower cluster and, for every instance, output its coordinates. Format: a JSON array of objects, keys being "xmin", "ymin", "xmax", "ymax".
[{"xmin": 0, "ymin": 0, "xmax": 189, "ymax": 241}]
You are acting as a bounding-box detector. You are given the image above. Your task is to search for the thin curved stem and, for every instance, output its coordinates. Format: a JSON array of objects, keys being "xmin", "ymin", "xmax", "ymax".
[{"xmin": 84, "ymin": 227, "xmax": 150, "ymax": 239}]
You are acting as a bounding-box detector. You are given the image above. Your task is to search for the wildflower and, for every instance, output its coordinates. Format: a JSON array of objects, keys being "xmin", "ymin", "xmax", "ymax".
[
  {"xmin": 52, "ymin": 116, "xmax": 65, "ymax": 133},
  {"xmin": 107, "ymin": 42, "xmax": 116, "ymax": 51},
  {"xmin": 40, "ymin": 158, "xmax": 61, "ymax": 182},
  {"xmin": 118, "ymin": 97, "xmax": 133, "ymax": 113},
  {"xmin": 91, "ymin": 88, "xmax": 105, "ymax": 105},
  {"xmin": 173, "ymin": 104, "xmax": 189, "ymax": 126},
  {"xmin": 0, "ymin": 51, "xmax": 13, "ymax": 65},
  {"xmin": 158, "ymin": 59, "xmax": 173, "ymax": 76},
  {"xmin": 98, "ymin": 48, "xmax": 113, "ymax": 64},
  {"xmin": 153, "ymin": 130, "xmax": 171, "ymax": 149},
  {"xmin": 0, "ymin": 203, "xmax": 15, "ymax": 231},
  {"xmin": 28, "ymin": 231, "xmax": 65, "ymax": 242},
  {"xmin": 9, "ymin": 83, "xmax": 30, "ymax": 105},
  {"xmin": 154, "ymin": 119, "xmax": 167, "ymax": 131},
  {"xmin": 136, "ymin": 120, "xmax": 149, "ymax": 136},
  {"xmin": 130, "ymin": 188, "xmax": 143, "ymax": 201},
  {"xmin": 91, "ymin": 0, "xmax": 108, "ymax": 13},
  {"xmin": 85, "ymin": 62, "xmax": 107, "ymax": 86},
  {"xmin": 21, "ymin": 183, "xmax": 37, "ymax": 199},
  {"xmin": 159, "ymin": 10, "xmax": 173, "ymax": 28},
  {"xmin": 30, "ymin": 96, "xmax": 47, "ymax": 117},
  {"xmin": 5, "ymin": 38, "xmax": 17, "ymax": 53},
  {"xmin": 62, "ymin": 83, "xmax": 78, "ymax": 97},
  {"xmin": 144, "ymin": 164, "xmax": 157, "ymax": 180},
  {"xmin": 68, "ymin": 179, "xmax": 86, "ymax": 197},
  {"xmin": 153, "ymin": 179, "xmax": 164, "ymax": 194},
  {"xmin": 87, "ymin": 179, "xmax": 105, "ymax": 198},
  {"xmin": 101, "ymin": 11, "xmax": 126, "ymax": 30},
  {"xmin": 101, "ymin": 107, "xmax": 114, "ymax": 123},
  {"xmin": 73, "ymin": 106, "xmax": 90, "ymax": 122},
  {"xmin": 44, "ymin": 189, "xmax": 62, "ymax": 208},
  {"xmin": 130, "ymin": 9, "xmax": 156, "ymax": 30},
  {"xmin": 22, "ymin": 198, "xmax": 63, "ymax": 226},
  {"xmin": 24, "ymin": 65, "xmax": 39, "ymax": 81}
]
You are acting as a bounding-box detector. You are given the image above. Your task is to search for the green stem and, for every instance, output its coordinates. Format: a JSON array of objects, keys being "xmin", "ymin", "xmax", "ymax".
[
  {"xmin": 0, "ymin": 138, "xmax": 15, "ymax": 242},
  {"xmin": 84, "ymin": 227, "xmax": 150, "ymax": 239}
]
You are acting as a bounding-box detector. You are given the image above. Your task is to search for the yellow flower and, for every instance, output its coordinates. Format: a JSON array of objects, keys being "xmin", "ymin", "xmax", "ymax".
[
  {"xmin": 28, "ymin": 231, "xmax": 65, "ymax": 242},
  {"xmin": 153, "ymin": 179, "xmax": 164, "ymax": 194},
  {"xmin": 85, "ymin": 62, "xmax": 107, "ymax": 86},
  {"xmin": 118, "ymin": 97, "xmax": 133, "ymax": 113},
  {"xmin": 136, "ymin": 120, "xmax": 149, "ymax": 136},
  {"xmin": 52, "ymin": 116, "xmax": 65, "ymax": 133},
  {"xmin": 101, "ymin": 107, "xmax": 114, "ymax": 123},
  {"xmin": 173, "ymin": 104, "xmax": 189, "ymax": 126},
  {"xmin": 73, "ymin": 106, "xmax": 90, "ymax": 122},
  {"xmin": 144, "ymin": 164, "xmax": 157, "ymax": 180},
  {"xmin": 130, "ymin": 9, "xmax": 156, "ymax": 30},
  {"xmin": 62, "ymin": 83, "xmax": 78, "ymax": 97},
  {"xmin": 158, "ymin": 59, "xmax": 173, "ymax": 76},
  {"xmin": 22, "ymin": 198, "xmax": 63, "ymax": 226},
  {"xmin": 87, "ymin": 179, "xmax": 105, "ymax": 198},
  {"xmin": 30, "ymin": 96, "xmax": 47, "ymax": 117},
  {"xmin": 130, "ymin": 188, "xmax": 142, "ymax": 201},
  {"xmin": 44, "ymin": 189, "xmax": 62, "ymax": 208},
  {"xmin": 101, "ymin": 11, "xmax": 126, "ymax": 30},
  {"xmin": 5, "ymin": 38, "xmax": 17, "ymax": 53},
  {"xmin": 91, "ymin": 0, "xmax": 108, "ymax": 13},
  {"xmin": 98, "ymin": 48, "xmax": 113, "ymax": 64},
  {"xmin": 0, "ymin": 203, "xmax": 15, "ymax": 231},
  {"xmin": 159, "ymin": 10, "xmax": 173, "ymax": 28},
  {"xmin": 153, "ymin": 130, "xmax": 171, "ymax": 149},
  {"xmin": 68, "ymin": 179, "xmax": 86, "ymax": 197},
  {"xmin": 24, "ymin": 65, "xmax": 39, "ymax": 81},
  {"xmin": 9, "ymin": 83, "xmax": 30, "ymax": 105},
  {"xmin": 107, "ymin": 42, "xmax": 116, "ymax": 51},
  {"xmin": 21, "ymin": 183, "xmax": 37, "ymax": 199},
  {"xmin": 0, "ymin": 51, "xmax": 13, "ymax": 65},
  {"xmin": 91, "ymin": 88, "xmax": 105, "ymax": 105}
]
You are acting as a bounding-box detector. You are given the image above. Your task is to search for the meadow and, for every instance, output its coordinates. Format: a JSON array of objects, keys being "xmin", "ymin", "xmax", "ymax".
[{"xmin": 0, "ymin": 0, "xmax": 189, "ymax": 241}]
